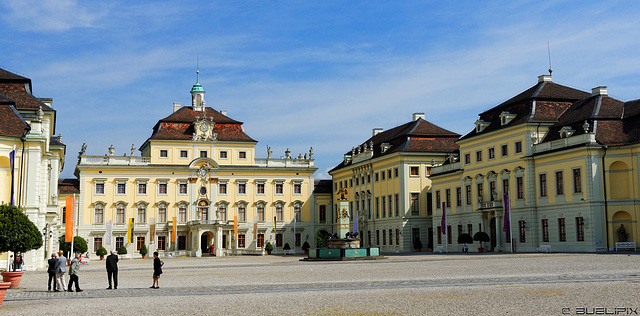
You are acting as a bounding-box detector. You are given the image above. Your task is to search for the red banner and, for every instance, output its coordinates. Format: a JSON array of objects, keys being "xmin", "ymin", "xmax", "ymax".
[{"xmin": 65, "ymin": 196, "xmax": 75, "ymax": 242}]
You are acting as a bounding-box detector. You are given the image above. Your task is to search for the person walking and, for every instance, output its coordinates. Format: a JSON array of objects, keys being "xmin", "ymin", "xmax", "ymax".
[
  {"xmin": 151, "ymin": 252, "xmax": 162, "ymax": 289},
  {"xmin": 106, "ymin": 250, "xmax": 119, "ymax": 289},
  {"xmin": 55, "ymin": 250, "xmax": 67, "ymax": 292},
  {"xmin": 47, "ymin": 253, "xmax": 58, "ymax": 291},
  {"xmin": 67, "ymin": 253, "xmax": 83, "ymax": 292}
]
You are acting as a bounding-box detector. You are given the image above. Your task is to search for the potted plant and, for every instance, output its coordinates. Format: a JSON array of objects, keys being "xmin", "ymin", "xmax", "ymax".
[
  {"xmin": 283, "ymin": 243, "xmax": 291, "ymax": 251},
  {"xmin": 96, "ymin": 247, "xmax": 108, "ymax": 260},
  {"xmin": 473, "ymin": 232, "xmax": 490, "ymax": 253},
  {"xmin": 457, "ymin": 233, "xmax": 474, "ymax": 253},
  {"xmin": 302, "ymin": 241, "xmax": 310, "ymax": 254},
  {"xmin": 0, "ymin": 281, "xmax": 11, "ymax": 307},
  {"xmin": 264, "ymin": 242, "xmax": 273, "ymax": 255},
  {"xmin": 413, "ymin": 237, "xmax": 423, "ymax": 252},
  {"xmin": 0, "ymin": 204, "xmax": 43, "ymax": 289},
  {"xmin": 59, "ymin": 236, "xmax": 88, "ymax": 264},
  {"xmin": 117, "ymin": 245, "xmax": 128, "ymax": 255},
  {"xmin": 140, "ymin": 244, "xmax": 148, "ymax": 259}
]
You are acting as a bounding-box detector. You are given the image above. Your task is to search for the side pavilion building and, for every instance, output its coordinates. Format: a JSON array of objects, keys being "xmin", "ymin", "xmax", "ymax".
[{"xmin": 74, "ymin": 76, "xmax": 317, "ymax": 257}]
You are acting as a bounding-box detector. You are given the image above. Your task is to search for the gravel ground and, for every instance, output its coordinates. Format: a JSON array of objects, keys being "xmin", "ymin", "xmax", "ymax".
[{"xmin": 2, "ymin": 253, "xmax": 640, "ymax": 315}]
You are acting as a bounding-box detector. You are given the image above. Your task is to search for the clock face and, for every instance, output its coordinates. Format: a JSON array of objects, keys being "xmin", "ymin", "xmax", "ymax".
[{"xmin": 200, "ymin": 124, "xmax": 209, "ymax": 132}]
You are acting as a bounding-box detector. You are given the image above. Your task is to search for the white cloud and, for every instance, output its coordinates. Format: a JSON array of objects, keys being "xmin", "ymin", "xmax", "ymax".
[{"xmin": 2, "ymin": 0, "xmax": 106, "ymax": 32}]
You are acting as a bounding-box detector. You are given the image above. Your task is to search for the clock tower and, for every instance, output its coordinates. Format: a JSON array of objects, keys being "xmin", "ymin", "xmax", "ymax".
[{"xmin": 191, "ymin": 70, "xmax": 205, "ymax": 111}]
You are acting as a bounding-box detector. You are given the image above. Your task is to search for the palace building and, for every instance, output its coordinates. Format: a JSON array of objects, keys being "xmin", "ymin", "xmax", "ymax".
[
  {"xmin": 0, "ymin": 68, "xmax": 66, "ymax": 270},
  {"xmin": 329, "ymin": 113, "xmax": 460, "ymax": 252},
  {"xmin": 73, "ymin": 75, "xmax": 317, "ymax": 257},
  {"xmin": 430, "ymin": 75, "xmax": 640, "ymax": 252}
]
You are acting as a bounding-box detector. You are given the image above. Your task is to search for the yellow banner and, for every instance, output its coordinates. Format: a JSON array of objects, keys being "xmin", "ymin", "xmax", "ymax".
[
  {"xmin": 172, "ymin": 217, "xmax": 177, "ymax": 242},
  {"xmin": 128, "ymin": 218, "xmax": 134, "ymax": 243},
  {"xmin": 234, "ymin": 216, "xmax": 237, "ymax": 240},
  {"xmin": 65, "ymin": 196, "xmax": 75, "ymax": 242}
]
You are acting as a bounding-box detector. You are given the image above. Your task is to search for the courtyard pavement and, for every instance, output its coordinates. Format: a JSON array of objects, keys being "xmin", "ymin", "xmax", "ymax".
[{"xmin": 2, "ymin": 252, "xmax": 640, "ymax": 315}]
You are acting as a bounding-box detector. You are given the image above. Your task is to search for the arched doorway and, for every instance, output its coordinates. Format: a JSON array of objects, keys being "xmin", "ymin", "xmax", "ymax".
[
  {"xmin": 200, "ymin": 231, "xmax": 214, "ymax": 254},
  {"xmin": 612, "ymin": 211, "xmax": 633, "ymax": 243}
]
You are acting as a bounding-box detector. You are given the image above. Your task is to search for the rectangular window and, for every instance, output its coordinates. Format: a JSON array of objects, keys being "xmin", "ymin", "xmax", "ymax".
[
  {"xmin": 396, "ymin": 229, "xmax": 400, "ymax": 246},
  {"xmin": 238, "ymin": 151, "xmax": 246, "ymax": 159},
  {"xmin": 157, "ymin": 236, "xmax": 166, "ymax": 251},
  {"xmin": 411, "ymin": 193, "xmax": 420, "ymax": 215},
  {"xmin": 542, "ymin": 219, "xmax": 549, "ymax": 242},
  {"xmin": 467, "ymin": 224, "xmax": 473, "ymax": 235},
  {"xmin": 501, "ymin": 144, "xmax": 508, "ymax": 157},
  {"xmin": 573, "ymin": 168, "xmax": 582, "ymax": 193},
  {"xmin": 387, "ymin": 169, "xmax": 392, "ymax": 179},
  {"xmin": 275, "ymin": 234, "xmax": 283, "ymax": 247},
  {"xmin": 375, "ymin": 173, "xmax": 379, "ymax": 182},
  {"xmin": 477, "ymin": 183, "xmax": 484, "ymax": 202},
  {"xmin": 238, "ymin": 183, "xmax": 246, "ymax": 194},
  {"xmin": 294, "ymin": 183, "xmax": 302, "ymax": 194},
  {"xmin": 295, "ymin": 233, "xmax": 301, "ymax": 247},
  {"xmin": 437, "ymin": 226, "xmax": 442, "ymax": 244},
  {"xmin": 238, "ymin": 234, "xmax": 245, "ymax": 248},
  {"xmin": 426, "ymin": 166, "xmax": 432, "ymax": 176},
  {"xmin": 539, "ymin": 174, "xmax": 547, "ymax": 197},
  {"xmin": 466, "ymin": 185, "xmax": 472, "ymax": 205},
  {"xmin": 388, "ymin": 195, "xmax": 393, "ymax": 217},
  {"xmin": 375, "ymin": 197, "xmax": 380, "ymax": 218},
  {"xmin": 576, "ymin": 217, "xmax": 584, "ymax": 242},
  {"xmin": 219, "ymin": 183, "xmax": 227, "ymax": 194},
  {"xmin": 456, "ymin": 187, "xmax": 462, "ymax": 207},
  {"xmin": 516, "ymin": 177, "xmax": 524, "ymax": 199},
  {"xmin": 382, "ymin": 230, "xmax": 386, "ymax": 246},
  {"xmin": 200, "ymin": 150, "xmax": 207, "ymax": 158},
  {"xmin": 94, "ymin": 237, "xmax": 102, "ymax": 252},
  {"xmin": 555, "ymin": 171, "xmax": 564, "ymax": 195},
  {"xmin": 389, "ymin": 229, "xmax": 393, "ymax": 245},
  {"xmin": 502, "ymin": 179, "xmax": 509, "ymax": 196},
  {"xmin": 257, "ymin": 234, "xmax": 264, "ymax": 248},
  {"xmin": 257, "ymin": 183, "xmax": 265, "ymax": 194},
  {"xmin": 464, "ymin": 153, "xmax": 471, "ymax": 164},
  {"xmin": 515, "ymin": 141, "xmax": 522, "ymax": 154},
  {"xmin": 158, "ymin": 183, "xmax": 167, "ymax": 195},
  {"xmin": 445, "ymin": 189, "xmax": 451, "ymax": 208},
  {"xmin": 160, "ymin": 150, "xmax": 168, "ymax": 158},
  {"xmin": 410, "ymin": 166, "xmax": 419, "ymax": 176},
  {"xmin": 94, "ymin": 207, "xmax": 104, "ymax": 224},
  {"xmin": 376, "ymin": 230, "xmax": 380, "ymax": 246},
  {"xmin": 558, "ymin": 218, "xmax": 566, "ymax": 242},
  {"xmin": 180, "ymin": 150, "xmax": 188, "ymax": 158},
  {"xmin": 519, "ymin": 221, "xmax": 526, "ymax": 243},
  {"xmin": 179, "ymin": 183, "xmax": 187, "ymax": 194},
  {"xmin": 436, "ymin": 190, "xmax": 441, "ymax": 208},
  {"xmin": 138, "ymin": 183, "xmax": 146, "ymax": 195},
  {"xmin": 117, "ymin": 183, "xmax": 126, "ymax": 195},
  {"xmin": 381, "ymin": 171, "xmax": 385, "ymax": 181},
  {"xmin": 319, "ymin": 205, "xmax": 326, "ymax": 223},
  {"xmin": 381, "ymin": 196, "xmax": 386, "ymax": 218},
  {"xmin": 489, "ymin": 181, "xmax": 496, "ymax": 201},
  {"xmin": 394, "ymin": 168, "xmax": 399, "ymax": 177},
  {"xmin": 137, "ymin": 237, "xmax": 145, "ymax": 251},
  {"xmin": 457, "ymin": 225, "xmax": 463, "ymax": 237},
  {"xmin": 116, "ymin": 237, "xmax": 124, "ymax": 250},
  {"xmin": 275, "ymin": 183, "xmax": 283, "ymax": 194},
  {"xmin": 395, "ymin": 194, "xmax": 399, "ymax": 217},
  {"xmin": 447, "ymin": 226, "xmax": 452, "ymax": 244},
  {"xmin": 95, "ymin": 183, "xmax": 105, "ymax": 195},
  {"xmin": 488, "ymin": 147, "xmax": 495, "ymax": 160},
  {"xmin": 219, "ymin": 151, "xmax": 228, "ymax": 159},
  {"xmin": 476, "ymin": 150, "xmax": 482, "ymax": 162}
]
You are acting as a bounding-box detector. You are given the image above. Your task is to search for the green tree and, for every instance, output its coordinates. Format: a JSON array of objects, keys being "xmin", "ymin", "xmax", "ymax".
[
  {"xmin": 117, "ymin": 245, "xmax": 127, "ymax": 254},
  {"xmin": 140, "ymin": 243, "xmax": 148, "ymax": 256},
  {"xmin": 96, "ymin": 247, "xmax": 108, "ymax": 257},
  {"xmin": 316, "ymin": 232, "xmax": 324, "ymax": 248},
  {"xmin": 0, "ymin": 204, "xmax": 43, "ymax": 271},
  {"xmin": 59, "ymin": 236, "xmax": 88, "ymax": 255}
]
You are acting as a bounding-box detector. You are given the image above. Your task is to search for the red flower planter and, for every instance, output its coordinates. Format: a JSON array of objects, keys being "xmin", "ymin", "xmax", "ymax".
[
  {"xmin": 1, "ymin": 271, "xmax": 24, "ymax": 289},
  {"xmin": 0, "ymin": 281, "xmax": 11, "ymax": 307}
]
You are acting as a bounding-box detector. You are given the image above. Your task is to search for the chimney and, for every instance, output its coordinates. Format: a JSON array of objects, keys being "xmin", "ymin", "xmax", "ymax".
[
  {"xmin": 221, "ymin": 110, "xmax": 227, "ymax": 116},
  {"xmin": 372, "ymin": 128, "xmax": 383, "ymax": 136},
  {"xmin": 173, "ymin": 102, "xmax": 181, "ymax": 113},
  {"xmin": 538, "ymin": 75, "xmax": 552, "ymax": 83},
  {"xmin": 591, "ymin": 86, "xmax": 608, "ymax": 96},
  {"xmin": 412, "ymin": 113, "xmax": 425, "ymax": 121}
]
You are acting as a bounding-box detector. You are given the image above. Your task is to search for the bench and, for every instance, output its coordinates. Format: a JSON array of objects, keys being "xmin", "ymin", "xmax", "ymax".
[
  {"xmin": 283, "ymin": 250, "xmax": 296, "ymax": 255},
  {"xmin": 615, "ymin": 242, "xmax": 636, "ymax": 251},
  {"xmin": 536, "ymin": 245, "xmax": 551, "ymax": 253}
]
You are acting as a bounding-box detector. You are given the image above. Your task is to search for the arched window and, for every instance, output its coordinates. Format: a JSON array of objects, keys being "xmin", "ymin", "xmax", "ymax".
[
  {"xmin": 217, "ymin": 202, "xmax": 227, "ymax": 222},
  {"xmin": 94, "ymin": 203, "xmax": 104, "ymax": 224},
  {"xmin": 275, "ymin": 202, "xmax": 284, "ymax": 221},
  {"xmin": 238, "ymin": 202, "xmax": 247, "ymax": 222},
  {"xmin": 158, "ymin": 203, "xmax": 167, "ymax": 223},
  {"xmin": 293, "ymin": 201, "xmax": 302, "ymax": 222},
  {"xmin": 116, "ymin": 203, "xmax": 126, "ymax": 224},
  {"xmin": 198, "ymin": 200, "xmax": 209, "ymax": 221},
  {"xmin": 137, "ymin": 203, "xmax": 147, "ymax": 223},
  {"xmin": 256, "ymin": 201, "xmax": 266, "ymax": 222},
  {"xmin": 178, "ymin": 202, "xmax": 188, "ymax": 222}
]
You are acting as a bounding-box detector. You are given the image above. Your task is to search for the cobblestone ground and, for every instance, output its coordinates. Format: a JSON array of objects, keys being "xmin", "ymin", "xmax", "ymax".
[{"xmin": 2, "ymin": 253, "xmax": 640, "ymax": 315}]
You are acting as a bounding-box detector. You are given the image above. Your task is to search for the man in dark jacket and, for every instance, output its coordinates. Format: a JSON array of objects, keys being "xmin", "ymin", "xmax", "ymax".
[
  {"xmin": 106, "ymin": 250, "xmax": 119, "ymax": 289},
  {"xmin": 151, "ymin": 251, "xmax": 162, "ymax": 289},
  {"xmin": 47, "ymin": 253, "xmax": 58, "ymax": 291}
]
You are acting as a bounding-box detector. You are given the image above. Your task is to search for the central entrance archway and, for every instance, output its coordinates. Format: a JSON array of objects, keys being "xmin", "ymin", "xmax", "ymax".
[{"xmin": 200, "ymin": 231, "xmax": 214, "ymax": 254}]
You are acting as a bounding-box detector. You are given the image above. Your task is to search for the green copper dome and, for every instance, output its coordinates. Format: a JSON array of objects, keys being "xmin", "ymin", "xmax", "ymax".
[{"xmin": 191, "ymin": 81, "xmax": 204, "ymax": 92}]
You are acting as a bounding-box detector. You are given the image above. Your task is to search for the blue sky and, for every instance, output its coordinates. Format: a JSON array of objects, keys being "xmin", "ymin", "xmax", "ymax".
[{"xmin": 1, "ymin": 0, "xmax": 639, "ymax": 179}]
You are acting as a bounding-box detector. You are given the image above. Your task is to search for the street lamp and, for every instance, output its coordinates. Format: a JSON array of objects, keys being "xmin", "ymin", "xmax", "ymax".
[{"xmin": 42, "ymin": 224, "xmax": 53, "ymax": 258}]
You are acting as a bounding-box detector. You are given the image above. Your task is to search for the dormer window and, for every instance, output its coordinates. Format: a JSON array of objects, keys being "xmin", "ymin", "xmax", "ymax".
[
  {"xmin": 499, "ymin": 112, "xmax": 516, "ymax": 126},
  {"xmin": 380, "ymin": 143, "xmax": 391, "ymax": 153},
  {"xmin": 560, "ymin": 126, "xmax": 574, "ymax": 139},
  {"xmin": 475, "ymin": 120, "xmax": 490, "ymax": 133}
]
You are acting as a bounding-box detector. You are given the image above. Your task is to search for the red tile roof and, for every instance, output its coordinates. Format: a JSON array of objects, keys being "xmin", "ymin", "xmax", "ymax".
[
  {"xmin": 58, "ymin": 178, "xmax": 80, "ymax": 195},
  {"xmin": 0, "ymin": 100, "xmax": 29, "ymax": 138}
]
